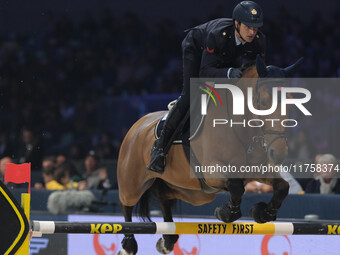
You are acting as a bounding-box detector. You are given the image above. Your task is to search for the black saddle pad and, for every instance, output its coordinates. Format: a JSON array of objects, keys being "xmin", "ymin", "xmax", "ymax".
[
  {"xmin": 155, "ymin": 116, "xmax": 187, "ymax": 144},
  {"xmin": 154, "ymin": 110, "xmax": 204, "ymax": 144}
]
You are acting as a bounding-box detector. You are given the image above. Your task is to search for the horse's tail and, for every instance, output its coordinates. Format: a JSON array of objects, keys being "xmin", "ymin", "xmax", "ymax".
[
  {"xmin": 138, "ymin": 188, "xmax": 152, "ymax": 222},
  {"xmin": 137, "ymin": 179, "xmax": 178, "ymax": 222}
]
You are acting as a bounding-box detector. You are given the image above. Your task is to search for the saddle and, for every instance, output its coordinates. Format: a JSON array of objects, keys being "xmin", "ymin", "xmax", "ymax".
[
  {"xmin": 153, "ymin": 100, "xmax": 223, "ymax": 194},
  {"xmin": 154, "ymin": 99, "xmax": 203, "ymax": 144}
]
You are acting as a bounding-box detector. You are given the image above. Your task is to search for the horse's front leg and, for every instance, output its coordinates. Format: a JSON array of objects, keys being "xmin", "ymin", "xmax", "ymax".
[
  {"xmin": 215, "ymin": 178, "xmax": 244, "ymax": 222},
  {"xmin": 250, "ymin": 178, "xmax": 289, "ymax": 223}
]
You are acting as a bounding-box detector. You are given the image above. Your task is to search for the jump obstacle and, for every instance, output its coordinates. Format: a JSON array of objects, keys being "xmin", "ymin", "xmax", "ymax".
[
  {"xmin": 1, "ymin": 163, "xmax": 340, "ymax": 255},
  {"xmin": 31, "ymin": 221, "xmax": 340, "ymax": 236}
]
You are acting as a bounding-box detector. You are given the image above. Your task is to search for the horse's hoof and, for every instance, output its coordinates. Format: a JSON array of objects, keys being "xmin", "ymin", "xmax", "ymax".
[
  {"xmin": 117, "ymin": 250, "xmax": 135, "ymax": 255},
  {"xmin": 250, "ymin": 202, "xmax": 276, "ymax": 223},
  {"xmin": 121, "ymin": 236, "xmax": 138, "ymax": 254},
  {"xmin": 156, "ymin": 238, "xmax": 172, "ymax": 254},
  {"xmin": 214, "ymin": 203, "xmax": 242, "ymax": 223}
]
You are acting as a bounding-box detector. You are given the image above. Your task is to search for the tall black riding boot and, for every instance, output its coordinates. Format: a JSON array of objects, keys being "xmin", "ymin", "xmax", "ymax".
[{"xmin": 147, "ymin": 104, "xmax": 184, "ymax": 173}]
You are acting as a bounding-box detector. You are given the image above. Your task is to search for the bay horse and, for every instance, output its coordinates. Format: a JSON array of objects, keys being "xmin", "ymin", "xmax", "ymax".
[{"xmin": 117, "ymin": 56, "xmax": 302, "ymax": 255}]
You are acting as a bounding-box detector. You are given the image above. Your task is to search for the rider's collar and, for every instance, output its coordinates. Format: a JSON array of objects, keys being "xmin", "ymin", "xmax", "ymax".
[{"xmin": 234, "ymin": 32, "xmax": 246, "ymax": 46}]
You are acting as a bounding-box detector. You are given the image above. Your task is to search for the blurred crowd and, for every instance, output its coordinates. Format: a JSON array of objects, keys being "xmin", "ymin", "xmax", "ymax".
[
  {"xmin": 1, "ymin": 151, "xmax": 339, "ymax": 196},
  {"xmin": 0, "ymin": 7, "xmax": 340, "ymax": 177},
  {"xmin": 0, "ymin": 150, "xmax": 112, "ymax": 191},
  {"xmin": 0, "ymin": 10, "xmax": 183, "ymax": 160}
]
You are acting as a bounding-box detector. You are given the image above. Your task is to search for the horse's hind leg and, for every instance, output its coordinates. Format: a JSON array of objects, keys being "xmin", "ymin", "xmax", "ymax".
[
  {"xmin": 215, "ymin": 179, "xmax": 244, "ymax": 222},
  {"xmin": 250, "ymin": 178, "xmax": 289, "ymax": 223},
  {"xmin": 156, "ymin": 198, "xmax": 179, "ymax": 254},
  {"xmin": 118, "ymin": 205, "xmax": 138, "ymax": 255}
]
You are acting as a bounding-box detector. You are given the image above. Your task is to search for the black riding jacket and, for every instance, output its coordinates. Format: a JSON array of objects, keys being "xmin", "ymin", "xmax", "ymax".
[{"xmin": 184, "ymin": 18, "xmax": 266, "ymax": 77}]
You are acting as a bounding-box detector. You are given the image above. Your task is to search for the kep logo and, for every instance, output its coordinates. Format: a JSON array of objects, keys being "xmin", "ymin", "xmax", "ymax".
[{"xmin": 90, "ymin": 223, "xmax": 123, "ymax": 234}]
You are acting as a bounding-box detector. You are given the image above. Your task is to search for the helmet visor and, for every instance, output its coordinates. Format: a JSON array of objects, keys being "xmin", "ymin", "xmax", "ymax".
[{"xmin": 242, "ymin": 21, "xmax": 263, "ymax": 28}]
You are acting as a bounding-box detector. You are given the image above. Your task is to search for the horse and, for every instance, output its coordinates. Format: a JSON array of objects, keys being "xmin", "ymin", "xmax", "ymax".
[{"xmin": 117, "ymin": 55, "xmax": 302, "ymax": 255}]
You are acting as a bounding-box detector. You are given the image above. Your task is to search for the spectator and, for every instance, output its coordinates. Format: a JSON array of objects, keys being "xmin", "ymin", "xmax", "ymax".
[
  {"xmin": 42, "ymin": 156, "xmax": 56, "ymax": 169},
  {"xmin": 305, "ymin": 154, "xmax": 340, "ymax": 194},
  {"xmin": 82, "ymin": 151, "xmax": 110, "ymax": 190},
  {"xmin": 16, "ymin": 127, "xmax": 43, "ymax": 171},
  {"xmin": 34, "ymin": 156, "xmax": 57, "ymax": 189},
  {"xmin": 0, "ymin": 157, "xmax": 12, "ymax": 182},
  {"xmin": 36, "ymin": 165, "xmax": 56, "ymax": 189},
  {"xmin": 56, "ymin": 154, "xmax": 67, "ymax": 167},
  {"xmin": 63, "ymin": 160, "xmax": 82, "ymax": 182},
  {"xmin": 56, "ymin": 154, "xmax": 81, "ymax": 181},
  {"xmin": 95, "ymin": 132, "xmax": 116, "ymax": 159},
  {"xmin": 296, "ymin": 154, "xmax": 322, "ymax": 190},
  {"xmin": 279, "ymin": 171, "xmax": 303, "ymax": 194},
  {"xmin": 245, "ymin": 181, "xmax": 273, "ymax": 194},
  {"xmin": 46, "ymin": 163, "xmax": 86, "ymax": 190}
]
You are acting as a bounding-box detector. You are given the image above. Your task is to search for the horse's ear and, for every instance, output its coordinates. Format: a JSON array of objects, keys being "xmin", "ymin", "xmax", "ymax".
[
  {"xmin": 256, "ymin": 55, "xmax": 267, "ymax": 77},
  {"xmin": 283, "ymin": 57, "xmax": 304, "ymax": 77}
]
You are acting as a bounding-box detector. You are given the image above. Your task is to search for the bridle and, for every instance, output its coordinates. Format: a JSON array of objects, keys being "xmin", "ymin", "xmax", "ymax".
[
  {"xmin": 226, "ymin": 77, "xmax": 287, "ymax": 164},
  {"xmin": 257, "ymin": 80, "xmax": 287, "ymax": 147}
]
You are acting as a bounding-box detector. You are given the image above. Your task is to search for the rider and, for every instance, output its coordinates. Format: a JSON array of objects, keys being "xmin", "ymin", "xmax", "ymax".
[{"xmin": 148, "ymin": 1, "xmax": 266, "ymax": 173}]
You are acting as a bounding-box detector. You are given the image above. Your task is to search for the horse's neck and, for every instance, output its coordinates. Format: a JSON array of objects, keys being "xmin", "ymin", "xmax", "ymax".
[
  {"xmin": 242, "ymin": 66, "xmax": 258, "ymax": 78},
  {"xmin": 192, "ymin": 69, "xmax": 261, "ymax": 166},
  {"xmin": 239, "ymin": 66, "xmax": 258, "ymax": 94}
]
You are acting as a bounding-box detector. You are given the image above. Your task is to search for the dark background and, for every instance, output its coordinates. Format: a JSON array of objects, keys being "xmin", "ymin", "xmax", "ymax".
[
  {"xmin": 0, "ymin": 0, "xmax": 339, "ymax": 167},
  {"xmin": 0, "ymin": 0, "xmax": 338, "ymax": 33}
]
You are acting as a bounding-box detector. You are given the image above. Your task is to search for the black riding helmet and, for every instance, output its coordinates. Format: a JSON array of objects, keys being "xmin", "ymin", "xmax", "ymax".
[{"xmin": 232, "ymin": 1, "xmax": 263, "ymax": 28}]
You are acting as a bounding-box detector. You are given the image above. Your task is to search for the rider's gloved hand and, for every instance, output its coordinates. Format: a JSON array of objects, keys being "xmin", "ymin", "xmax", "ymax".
[{"xmin": 227, "ymin": 67, "xmax": 242, "ymax": 78}]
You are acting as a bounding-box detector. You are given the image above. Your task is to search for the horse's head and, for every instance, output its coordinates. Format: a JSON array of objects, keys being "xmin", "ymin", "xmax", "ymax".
[{"xmin": 250, "ymin": 55, "xmax": 303, "ymax": 164}]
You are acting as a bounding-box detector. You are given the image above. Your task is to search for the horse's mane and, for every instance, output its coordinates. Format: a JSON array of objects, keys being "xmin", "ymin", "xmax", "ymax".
[{"xmin": 241, "ymin": 60, "xmax": 257, "ymax": 77}]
